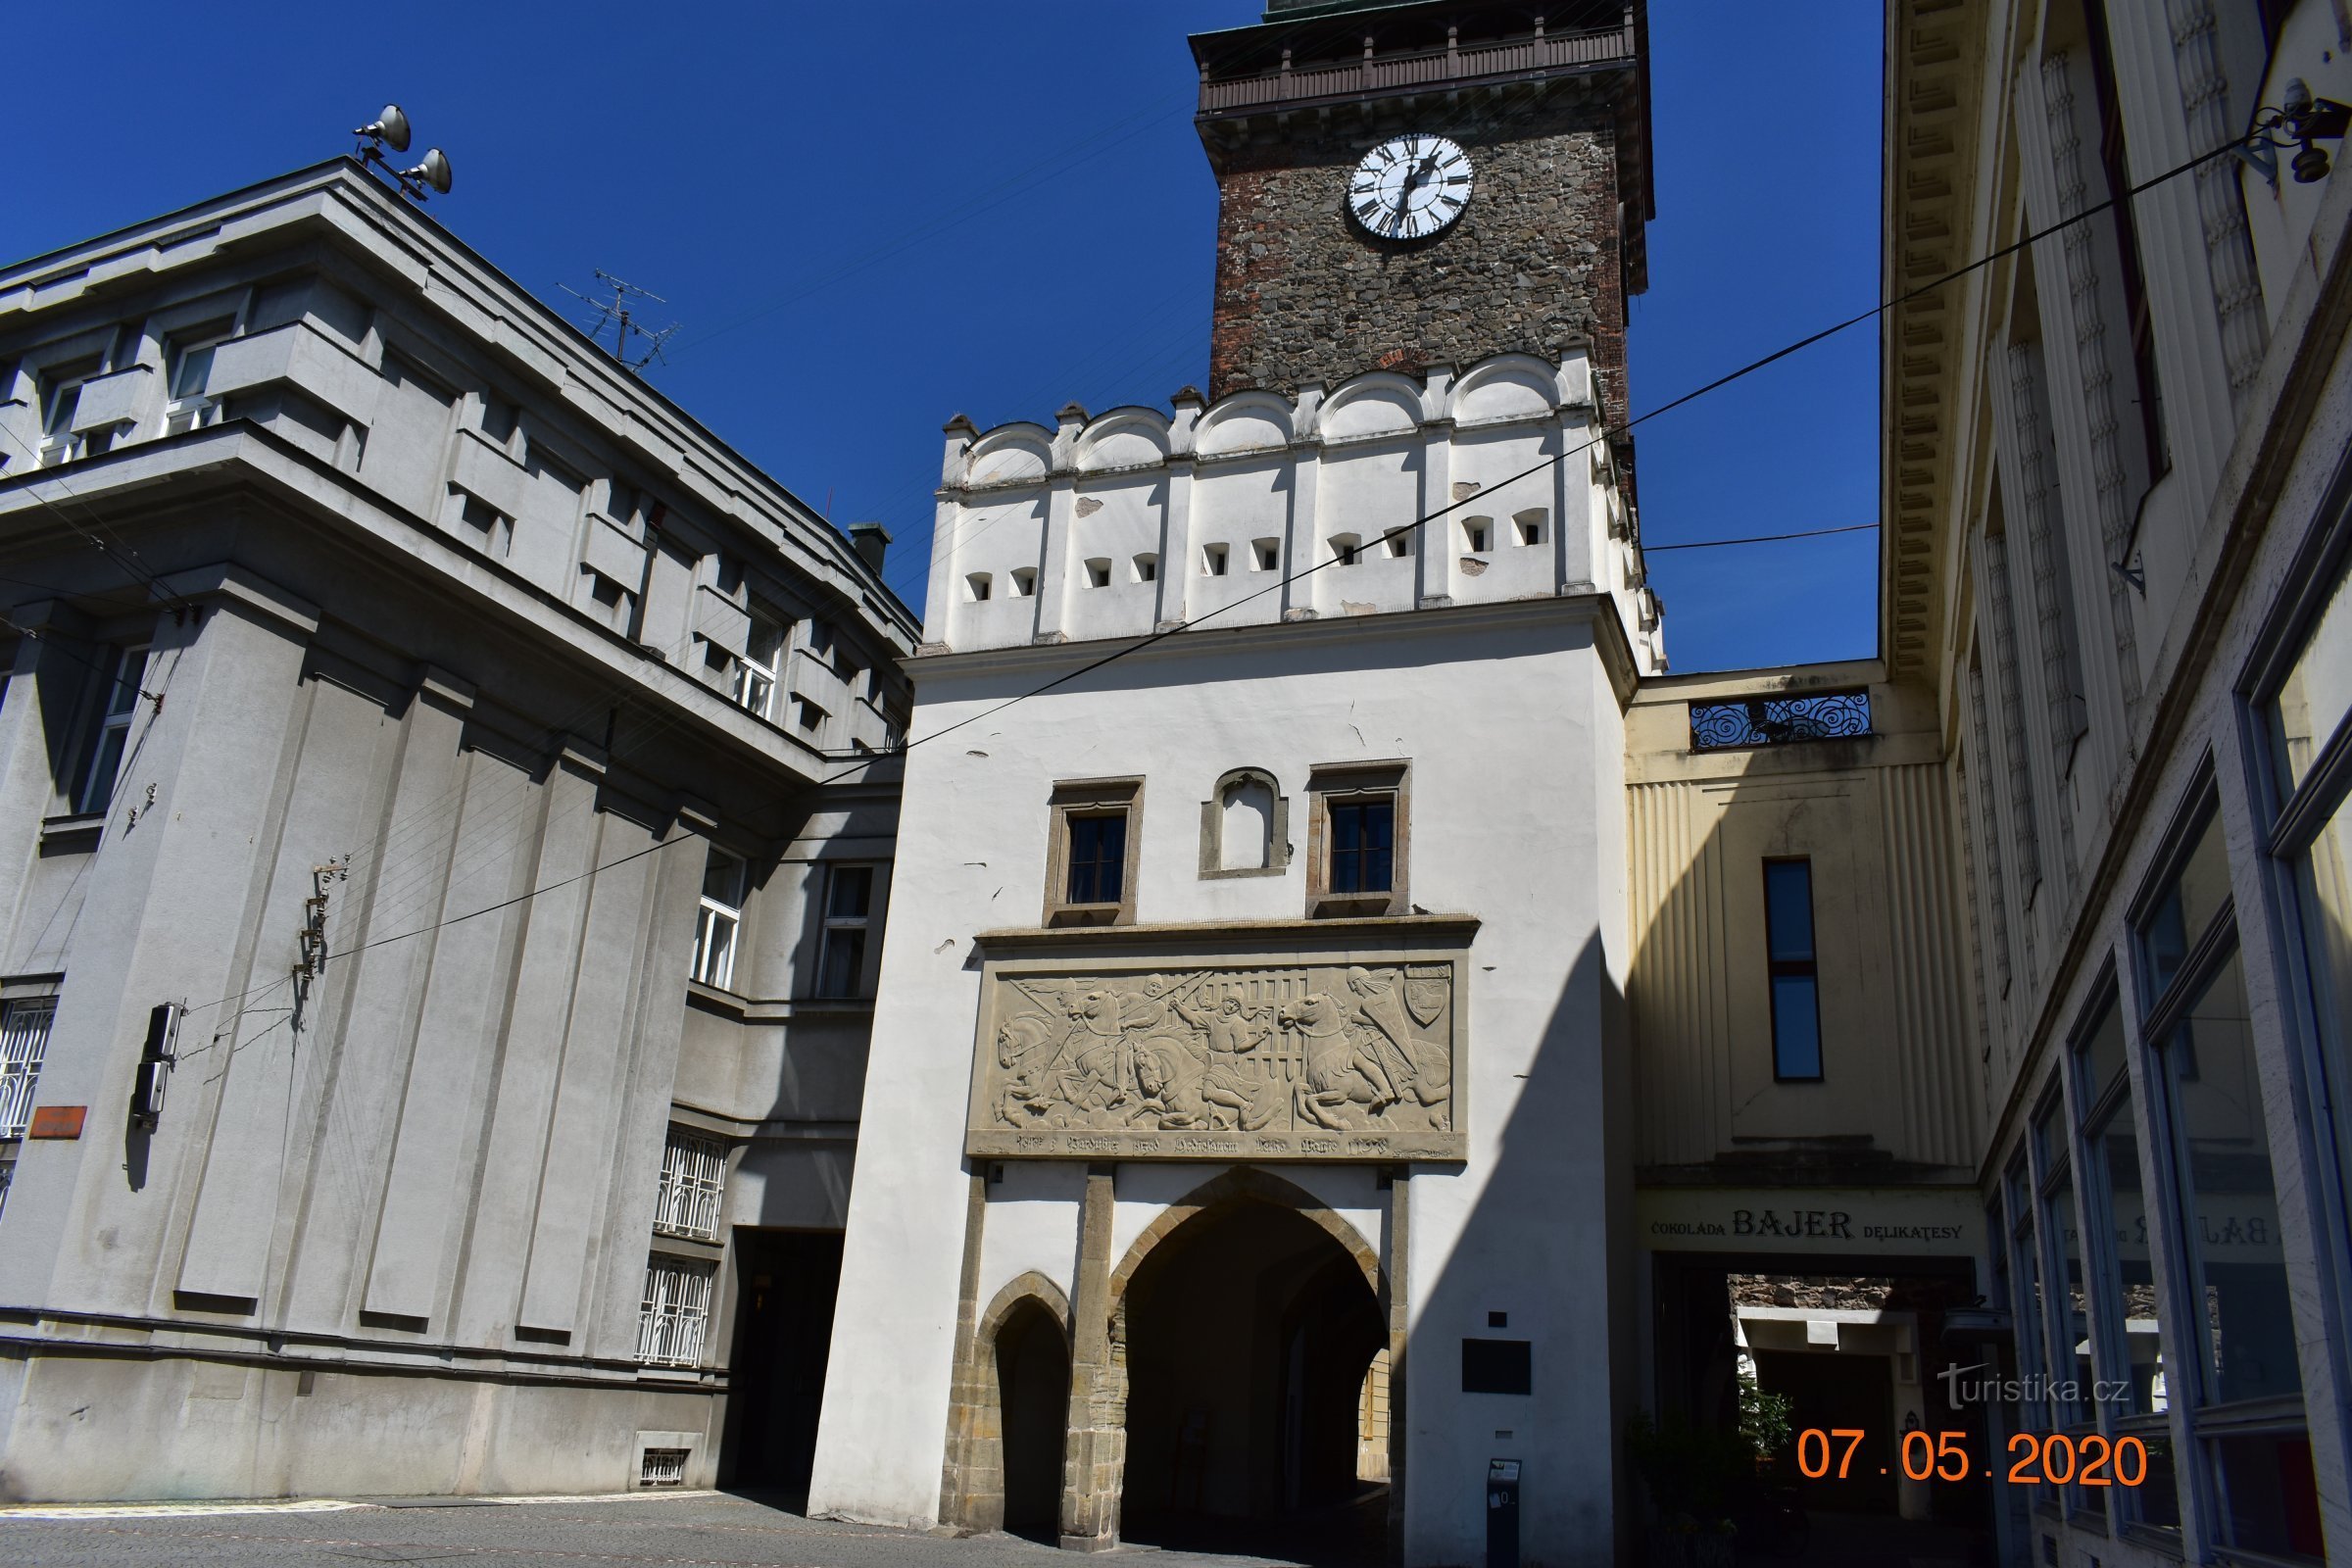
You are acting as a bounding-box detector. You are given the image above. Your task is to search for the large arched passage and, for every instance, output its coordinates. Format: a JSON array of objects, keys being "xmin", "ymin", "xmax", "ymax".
[{"xmin": 1116, "ymin": 1198, "xmax": 1386, "ymax": 1548}]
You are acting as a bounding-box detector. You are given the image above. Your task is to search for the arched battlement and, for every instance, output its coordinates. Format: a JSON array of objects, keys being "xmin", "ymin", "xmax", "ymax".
[
  {"xmin": 963, "ymin": 424, "xmax": 1054, "ymax": 488},
  {"xmin": 1075, "ymin": 409, "xmax": 1171, "ymax": 472},
  {"xmin": 1451, "ymin": 352, "xmax": 1568, "ymax": 427},
  {"xmin": 1195, "ymin": 390, "xmax": 1295, "ymax": 457},
  {"xmin": 1315, "ymin": 371, "xmax": 1425, "ymax": 443}
]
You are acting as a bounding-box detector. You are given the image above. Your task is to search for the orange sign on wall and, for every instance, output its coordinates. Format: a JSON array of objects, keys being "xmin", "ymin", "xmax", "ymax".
[{"xmin": 27, "ymin": 1105, "xmax": 85, "ymax": 1140}]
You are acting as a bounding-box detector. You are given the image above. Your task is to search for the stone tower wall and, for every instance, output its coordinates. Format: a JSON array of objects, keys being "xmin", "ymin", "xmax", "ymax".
[{"xmin": 1207, "ymin": 98, "xmax": 1628, "ymax": 405}]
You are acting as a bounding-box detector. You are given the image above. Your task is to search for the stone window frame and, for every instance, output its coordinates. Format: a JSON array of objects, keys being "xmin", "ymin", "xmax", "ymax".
[
  {"xmin": 1304, "ymin": 760, "xmax": 1409, "ymax": 918},
  {"xmin": 1199, "ymin": 766, "xmax": 1289, "ymax": 880},
  {"xmin": 1043, "ymin": 776, "xmax": 1144, "ymax": 927}
]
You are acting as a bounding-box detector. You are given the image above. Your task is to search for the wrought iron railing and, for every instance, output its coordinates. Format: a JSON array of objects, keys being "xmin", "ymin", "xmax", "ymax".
[
  {"xmin": 1200, "ymin": 21, "xmax": 1637, "ymax": 115},
  {"xmin": 637, "ymin": 1256, "xmax": 714, "ymax": 1367},
  {"xmin": 1690, "ymin": 690, "xmax": 1874, "ymax": 751},
  {"xmin": 653, "ymin": 1130, "xmax": 726, "ymax": 1241}
]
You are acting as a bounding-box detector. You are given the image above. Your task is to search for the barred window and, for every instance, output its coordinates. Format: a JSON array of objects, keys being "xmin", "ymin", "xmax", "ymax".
[
  {"xmin": 637, "ymin": 1255, "xmax": 715, "ymax": 1368},
  {"xmin": 653, "ymin": 1130, "xmax": 726, "ymax": 1241},
  {"xmin": 0, "ymin": 998, "xmax": 57, "ymax": 1141}
]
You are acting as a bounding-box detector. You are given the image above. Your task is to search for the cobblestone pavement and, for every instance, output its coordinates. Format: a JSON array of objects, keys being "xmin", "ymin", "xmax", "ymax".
[{"xmin": 0, "ymin": 1491, "xmax": 1354, "ymax": 1568}]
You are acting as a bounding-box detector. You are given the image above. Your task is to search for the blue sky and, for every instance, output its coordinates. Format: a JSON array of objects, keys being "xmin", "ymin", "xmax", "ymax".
[{"xmin": 2, "ymin": 2, "xmax": 1882, "ymax": 673}]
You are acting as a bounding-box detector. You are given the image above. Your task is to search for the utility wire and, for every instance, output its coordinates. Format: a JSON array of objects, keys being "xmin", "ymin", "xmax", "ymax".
[
  {"xmin": 1645, "ymin": 522, "xmax": 1879, "ymax": 552},
  {"xmin": 812, "ymin": 126, "xmax": 2258, "ymax": 782},
  {"xmin": 166, "ymin": 118, "xmax": 2266, "ymax": 1007}
]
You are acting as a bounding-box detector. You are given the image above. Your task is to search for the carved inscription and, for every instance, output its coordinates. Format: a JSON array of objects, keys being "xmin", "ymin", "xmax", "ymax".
[{"xmin": 968, "ymin": 957, "xmax": 1463, "ymax": 1160}]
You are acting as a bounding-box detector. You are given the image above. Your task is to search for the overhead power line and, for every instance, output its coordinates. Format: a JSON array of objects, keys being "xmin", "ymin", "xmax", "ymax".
[
  {"xmin": 1645, "ymin": 522, "xmax": 1880, "ymax": 552},
  {"xmin": 168, "ymin": 120, "xmax": 2262, "ymax": 1008}
]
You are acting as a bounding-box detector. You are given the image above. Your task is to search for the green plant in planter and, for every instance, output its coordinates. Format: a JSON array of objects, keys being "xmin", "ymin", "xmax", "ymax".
[{"xmin": 1627, "ymin": 1372, "xmax": 1794, "ymax": 1533}]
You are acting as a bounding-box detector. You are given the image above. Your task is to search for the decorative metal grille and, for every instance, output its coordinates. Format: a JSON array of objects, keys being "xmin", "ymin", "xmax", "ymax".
[
  {"xmin": 637, "ymin": 1256, "xmax": 714, "ymax": 1368},
  {"xmin": 639, "ymin": 1446, "xmax": 689, "ymax": 1486},
  {"xmin": 653, "ymin": 1131, "xmax": 726, "ymax": 1241},
  {"xmin": 1689, "ymin": 690, "xmax": 1873, "ymax": 751},
  {"xmin": 0, "ymin": 999, "xmax": 57, "ymax": 1140},
  {"xmin": 0, "ymin": 1159, "xmax": 13, "ymax": 1221}
]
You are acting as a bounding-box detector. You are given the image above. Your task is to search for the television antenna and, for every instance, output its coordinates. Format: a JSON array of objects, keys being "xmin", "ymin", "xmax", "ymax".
[{"xmin": 562, "ymin": 270, "xmax": 681, "ymax": 373}]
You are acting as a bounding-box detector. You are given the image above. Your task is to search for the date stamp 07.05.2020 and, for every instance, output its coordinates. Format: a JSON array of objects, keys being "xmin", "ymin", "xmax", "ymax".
[{"xmin": 1796, "ymin": 1427, "xmax": 2154, "ymax": 1488}]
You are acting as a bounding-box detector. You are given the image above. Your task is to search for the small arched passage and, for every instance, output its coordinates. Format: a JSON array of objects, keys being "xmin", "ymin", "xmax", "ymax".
[
  {"xmin": 996, "ymin": 1298, "xmax": 1071, "ymax": 1538},
  {"xmin": 947, "ymin": 1272, "xmax": 1070, "ymax": 1537},
  {"xmin": 1103, "ymin": 1171, "xmax": 1387, "ymax": 1552}
]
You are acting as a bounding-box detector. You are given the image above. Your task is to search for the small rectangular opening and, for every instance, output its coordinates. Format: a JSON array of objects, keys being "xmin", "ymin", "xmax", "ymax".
[
  {"xmin": 1011, "ymin": 567, "xmax": 1037, "ymax": 597},
  {"xmin": 639, "ymin": 1446, "xmax": 689, "ymax": 1487},
  {"xmin": 1330, "ymin": 534, "xmax": 1361, "ymax": 566},
  {"xmin": 1514, "ymin": 511, "xmax": 1545, "ymax": 547},
  {"xmin": 1086, "ymin": 559, "xmax": 1111, "ymax": 588},
  {"xmin": 1464, "ymin": 517, "xmax": 1491, "ymax": 553},
  {"xmin": 1252, "ymin": 539, "xmax": 1280, "ymax": 571},
  {"xmin": 1133, "ymin": 554, "xmax": 1157, "ymax": 583},
  {"xmin": 514, "ymin": 1324, "xmax": 571, "ymax": 1346},
  {"xmin": 360, "ymin": 1309, "xmax": 430, "ymax": 1334},
  {"xmin": 1202, "ymin": 543, "xmax": 1229, "ymax": 577},
  {"xmin": 1384, "ymin": 529, "xmax": 1411, "ymax": 559},
  {"xmin": 965, "ymin": 572, "xmax": 992, "ymax": 602}
]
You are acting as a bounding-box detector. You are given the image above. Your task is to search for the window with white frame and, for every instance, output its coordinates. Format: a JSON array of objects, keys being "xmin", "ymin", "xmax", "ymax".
[
  {"xmin": 815, "ymin": 864, "xmax": 873, "ymax": 999},
  {"xmin": 732, "ymin": 608, "xmax": 786, "ymax": 720},
  {"xmin": 164, "ymin": 330, "xmax": 229, "ymax": 433},
  {"xmin": 653, "ymin": 1128, "xmax": 726, "ymax": 1241},
  {"xmin": 75, "ymin": 646, "xmax": 150, "ymax": 814},
  {"xmin": 0, "ymin": 998, "xmax": 57, "ymax": 1141},
  {"xmin": 37, "ymin": 367, "xmax": 94, "ymax": 466},
  {"xmin": 636, "ymin": 1254, "xmax": 714, "ymax": 1367},
  {"xmin": 693, "ymin": 849, "xmax": 745, "ymax": 990}
]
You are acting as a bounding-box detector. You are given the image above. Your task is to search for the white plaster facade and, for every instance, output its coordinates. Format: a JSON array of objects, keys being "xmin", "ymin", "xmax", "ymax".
[{"xmin": 812, "ymin": 439, "xmax": 1656, "ymax": 1567}]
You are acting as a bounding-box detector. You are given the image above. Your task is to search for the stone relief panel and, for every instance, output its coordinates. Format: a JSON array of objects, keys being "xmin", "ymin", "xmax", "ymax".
[{"xmin": 967, "ymin": 941, "xmax": 1468, "ymax": 1160}]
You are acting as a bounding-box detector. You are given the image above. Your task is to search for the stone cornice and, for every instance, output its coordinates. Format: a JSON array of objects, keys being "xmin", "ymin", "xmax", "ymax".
[{"xmin": 906, "ymin": 589, "xmax": 1644, "ymax": 709}]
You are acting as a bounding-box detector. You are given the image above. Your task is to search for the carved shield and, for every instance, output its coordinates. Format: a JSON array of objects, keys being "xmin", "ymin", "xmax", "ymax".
[{"xmin": 1404, "ymin": 964, "xmax": 1448, "ymax": 1027}]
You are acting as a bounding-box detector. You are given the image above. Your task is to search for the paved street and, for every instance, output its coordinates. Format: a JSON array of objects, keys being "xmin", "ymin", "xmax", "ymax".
[{"xmin": 0, "ymin": 1492, "xmax": 1357, "ymax": 1568}]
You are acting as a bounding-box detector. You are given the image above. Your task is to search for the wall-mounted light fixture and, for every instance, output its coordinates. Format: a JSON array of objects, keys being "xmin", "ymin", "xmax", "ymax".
[
  {"xmin": 2238, "ymin": 78, "xmax": 2351, "ymax": 187},
  {"xmin": 128, "ymin": 1002, "xmax": 182, "ymax": 1132},
  {"xmin": 352, "ymin": 104, "xmax": 456, "ymax": 203}
]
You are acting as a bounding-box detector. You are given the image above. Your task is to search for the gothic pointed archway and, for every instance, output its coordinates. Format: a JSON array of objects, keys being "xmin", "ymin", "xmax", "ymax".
[{"xmin": 1070, "ymin": 1168, "xmax": 1390, "ymax": 1557}]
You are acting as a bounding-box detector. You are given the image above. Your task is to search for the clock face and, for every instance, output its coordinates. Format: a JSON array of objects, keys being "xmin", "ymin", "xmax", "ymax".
[{"xmin": 1348, "ymin": 133, "xmax": 1474, "ymax": 241}]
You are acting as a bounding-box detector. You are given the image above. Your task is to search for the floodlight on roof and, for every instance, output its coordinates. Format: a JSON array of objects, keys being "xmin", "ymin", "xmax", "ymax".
[
  {"xmin": 351, "ymin": 105, "xmax": 456, "ymax": 204},
  {"xmin": 355, "ymin": 104, "xmax": 411, "ymax": 153}
]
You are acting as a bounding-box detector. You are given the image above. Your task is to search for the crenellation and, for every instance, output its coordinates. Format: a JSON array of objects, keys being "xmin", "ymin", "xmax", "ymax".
[{"xmin": 925, "ymin": 350, "xmax": 1662, "ymax": 670}]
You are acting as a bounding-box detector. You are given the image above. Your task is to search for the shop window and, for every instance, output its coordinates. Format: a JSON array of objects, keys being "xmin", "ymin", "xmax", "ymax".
[
  {"xmin": 815, "ymin": 863, "xmax": 874, "ymax": 999},
  {"xmin": 2067, "ymin": 983, "xmax": 2176, "ymax": 1538},
  {"xmin": 2254, "ymin": 529, "xmax": 2351, "ymax": 1381},
  {"xmin": 1305, "ymin": 762, "xmax": 1407, "ymax": 917},
  {"xmin": 1044, "ymin": 778, "xmax": 1141, "ymax": 926},
  {"xmin": 2132, "ymin": 782, "xmax": 2321, "ymax": 1559},
  {"xmin": 1761, "ymin": 859, "xmax": 1822, "ymax": 1080}
]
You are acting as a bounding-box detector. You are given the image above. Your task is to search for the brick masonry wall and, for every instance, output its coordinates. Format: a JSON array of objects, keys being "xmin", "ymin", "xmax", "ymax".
[{"xmin": 1207, "ymin": 93, "xmax": 1628, "ymax": 405}]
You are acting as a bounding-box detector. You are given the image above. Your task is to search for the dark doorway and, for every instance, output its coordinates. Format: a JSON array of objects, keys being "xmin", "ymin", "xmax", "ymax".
[
  {"xmin": 720, "ymin": 1229, "xmax": 843, "ymax": 1505},
  {"xmin": 1121, "ymin": 1201, "xmax": 1385, "ymax": 1561},
  {"xmin": 995, "ymin": 1299, "xmax": 1070, "ymax": 1541},
  {"xmin": 1752, "ymin": 1348, "xmax": 1897, "ymax": 1513}
]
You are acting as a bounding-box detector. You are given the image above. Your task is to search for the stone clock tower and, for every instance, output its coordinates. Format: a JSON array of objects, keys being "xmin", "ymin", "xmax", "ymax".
[{"xmin": 1194, "ymin": 0, "xmax": 1652, "ymax": 404}]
